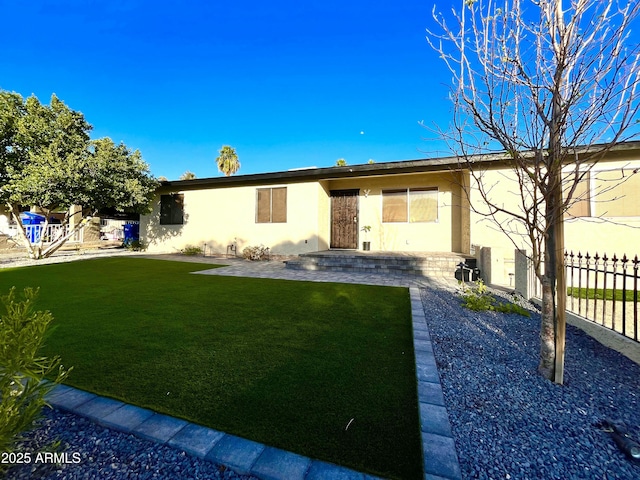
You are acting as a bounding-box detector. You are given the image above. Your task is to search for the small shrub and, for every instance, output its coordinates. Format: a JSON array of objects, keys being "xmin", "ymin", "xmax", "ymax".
[
  {"xmin": 460, "ymin": 280, "xmax": 495, "ymax": 311},
  {"xmin": 0, "ymin": 288, "xmax": 71, "ymax": 464},
  {"xmin": 494, "ymin": 301, "xmax": 531, "ymax": 317},
  {"xmin": 181, "ymin": 245, "xmax": 203, "ymax": 256},
  {"xmin": 242, "ymin": 245, "xmax": 269, "ymax": 261},
  {"xmin": 123, "ymin": 239, "xmax": 147, "ymax": 251},
  {"xmin": 460, "ymin": 280, "xmax": 530, "ymax": 317}
]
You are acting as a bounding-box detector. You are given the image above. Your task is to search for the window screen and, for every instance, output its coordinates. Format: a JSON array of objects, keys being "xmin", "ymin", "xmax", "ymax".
[
  {"xmin": 256, "ymin": 188, "xmax": 272, "ymax": 223},
  {"xmin": 564, "ymin": 173, "xmax": 591, "ymax": 218},
  {"xmin": 409, "ymin": 188, "xmax": 438, "ymax": 222},
  {"xmin": 256, "ymin": 187, "xmax": 287, "ymax": 223},
  {"xmin": 382, "ymin": 189, "xmax": 408, "ymax": 222},
  {"xmin": 383, "ymin": 188, "xmax": 438, "ymax": 223},
  {"xmin": 595, "ymin": 170, "xmax": 640, "ymax": 217},
  {"xmin": 271, "ymin": 187, "xmax": 287, "ymax": 223},
  {"xmin": 160, "ymin": 194, "xmax": 184, "ymax": 225}
]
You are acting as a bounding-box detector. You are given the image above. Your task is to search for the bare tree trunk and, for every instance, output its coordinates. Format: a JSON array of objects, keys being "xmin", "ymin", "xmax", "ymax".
[
  {"xmin": 41, "ymin": 211, "xmax": 95, "ymax": 258},
  {"xmin": 8, "ymin": 204, "xmax": 38, "ymax": 259},
  {"xmin": 554, "ymin": 207, "xmax": 566, "ymax": 385},
  {"xmin": 538, "ymin": 169, "xmax": 568, "ymax": 384},
  {"xmin": 6, "ymin": 204, "xmax": 92, "ymax": 260},
  {"xmin": 539, "ymin": 247, "xmax": 557, "ymax": 379},
  {"xmin": 34, "ymin": 209, "xmax": 51, "ymax": 259}
]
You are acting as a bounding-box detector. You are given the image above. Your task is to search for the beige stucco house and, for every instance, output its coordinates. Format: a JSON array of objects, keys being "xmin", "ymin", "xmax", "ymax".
[
  {"xmin": 140, "ymin": 141, "xmax": 640, "ymax": 282},
  {"xmin": 141, "ymin": 159, "xmax": 471, "ymax": 257}
]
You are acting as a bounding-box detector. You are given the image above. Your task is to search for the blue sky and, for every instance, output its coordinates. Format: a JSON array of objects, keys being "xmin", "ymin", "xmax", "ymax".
[{"xmin": 1, "ymin": 1, "xmax": 455, "ymax": 179}]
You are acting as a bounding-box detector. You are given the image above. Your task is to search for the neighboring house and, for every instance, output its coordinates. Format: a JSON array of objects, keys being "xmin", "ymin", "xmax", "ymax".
[
  {"xmin": 0, "ymin": 204, "xmax": 138, "ymax": 250},
  {"xmin": 469, "ymin": 142, "xmax": 640, "ymax": 283},
  {"xmin": 140, "ymin": 142, "xmax": 640, "ymax": 282}
]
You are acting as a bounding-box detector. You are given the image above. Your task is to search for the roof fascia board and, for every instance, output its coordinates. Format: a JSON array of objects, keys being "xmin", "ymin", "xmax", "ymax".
[
  {"xmin": 158, "ymin": 141, "xmax": 640, "ymax": 192},
  {"xmin": 158, "ymin": 156, "xmax": 492, "ymax": 192}
]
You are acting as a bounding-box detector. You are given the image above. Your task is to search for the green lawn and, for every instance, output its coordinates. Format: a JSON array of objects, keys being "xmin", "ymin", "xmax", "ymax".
[
  {"xmin": 0, "ymin": 257, "xmax": 422, "ymax": 479},
  {"xmin": 568, "ymin": 286, "xmax": 637, "ymax": 302}
]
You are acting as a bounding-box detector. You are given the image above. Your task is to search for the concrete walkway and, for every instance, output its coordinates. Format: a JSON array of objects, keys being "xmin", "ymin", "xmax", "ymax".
[{"xmin": 45, "ymin": 253, "xmax": 462, "ymax": 480}]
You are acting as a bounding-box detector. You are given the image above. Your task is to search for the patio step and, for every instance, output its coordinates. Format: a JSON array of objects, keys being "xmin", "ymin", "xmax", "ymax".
[{"xmin": 284, "ymin": 251, "xmax": 476, "ymax": 279}]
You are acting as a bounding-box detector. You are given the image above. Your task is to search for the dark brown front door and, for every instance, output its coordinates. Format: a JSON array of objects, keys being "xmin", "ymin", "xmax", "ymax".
[{"xmin": 330, "ymin": 190, "xmax": 359, "ymax": 249}]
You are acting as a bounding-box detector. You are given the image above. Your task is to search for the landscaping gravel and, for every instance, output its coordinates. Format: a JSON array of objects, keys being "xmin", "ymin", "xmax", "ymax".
[
  {"xmin": 5, "ymin": 409, "xmax": 257, "ymax": 480},
  {"xmin": 422, "ymin": 285, "xmax": 640, "ymax": 480}
]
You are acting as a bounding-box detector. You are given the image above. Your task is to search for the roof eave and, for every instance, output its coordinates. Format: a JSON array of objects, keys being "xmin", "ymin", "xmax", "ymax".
[{"xmin": 158, "ymin": 140, "xmax": 640, "ymax": 192}]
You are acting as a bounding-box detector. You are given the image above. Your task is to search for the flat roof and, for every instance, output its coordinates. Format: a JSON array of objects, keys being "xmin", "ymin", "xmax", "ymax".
[{"xmin": 159, "ymin": 141, "xmax": 640, "ymax": 192}]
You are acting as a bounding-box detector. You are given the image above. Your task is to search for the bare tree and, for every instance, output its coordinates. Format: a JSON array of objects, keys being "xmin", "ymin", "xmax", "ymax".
[{"xmin": 428, "ymin": 0, "xmax": 640, "ymax": 383}]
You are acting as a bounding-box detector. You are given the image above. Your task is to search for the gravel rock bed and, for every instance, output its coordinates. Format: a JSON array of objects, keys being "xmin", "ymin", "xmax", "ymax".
[
  {"xmin": 421, "ymin": 286, "xmax": 640, "ymax": 480},
  {"xmin": 5, "ymin": 409, "xmax": 257, "ymax": 480}
]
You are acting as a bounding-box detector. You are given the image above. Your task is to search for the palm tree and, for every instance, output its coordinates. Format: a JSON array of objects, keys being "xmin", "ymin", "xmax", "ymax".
[
  {"xmin": 216, "ymin": 145, "xmax": 240, "ymax": 176},
  {"xmin": 335, "ymin": 158, "xmax": 347, "ymax": 166},
  {"xmin": 179, "ymin": 170, "xmax": 196, "ymax": 180}
]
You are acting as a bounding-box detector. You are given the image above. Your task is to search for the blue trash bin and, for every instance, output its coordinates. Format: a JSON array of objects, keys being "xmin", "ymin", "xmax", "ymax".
[
  {"xmin": 20, "ymin": 212, "xmax": 46, "ymax": 243},
  {"xmin": 123, "ymin": 223, "xmax": 140, "ymax": 245}
]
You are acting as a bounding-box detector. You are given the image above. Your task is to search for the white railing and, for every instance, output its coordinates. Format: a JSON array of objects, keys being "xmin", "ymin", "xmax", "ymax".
[{"xmin": 11, "ymin": 224, "xmax": 83, "ymax": 244}]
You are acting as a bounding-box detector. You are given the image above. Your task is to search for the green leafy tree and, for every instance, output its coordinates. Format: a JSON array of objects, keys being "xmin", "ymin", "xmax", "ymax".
[
  {"xmin": 216, "ymin": 145, "xmax": 240, "ymax": 176},
  {"xmin": 0, "ymin": 91, "xmax": 158, "ymax": 259}
]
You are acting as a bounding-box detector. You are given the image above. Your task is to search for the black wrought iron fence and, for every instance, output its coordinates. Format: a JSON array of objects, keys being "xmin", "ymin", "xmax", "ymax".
[{"xmin": 564, "ymin": 251, "xmax": 639, "ymax": 342}]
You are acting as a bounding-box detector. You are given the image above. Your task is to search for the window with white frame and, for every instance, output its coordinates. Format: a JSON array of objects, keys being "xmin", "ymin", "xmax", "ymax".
[{"xmin": 382, "ymin": 188, "xmax": 438, "ymax": 223}]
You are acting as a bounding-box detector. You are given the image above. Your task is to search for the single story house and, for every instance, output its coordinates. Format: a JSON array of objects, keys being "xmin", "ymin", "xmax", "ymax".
[{"xmin": 140, "ymin": 142, "xmax": 640, "ymax": 283}]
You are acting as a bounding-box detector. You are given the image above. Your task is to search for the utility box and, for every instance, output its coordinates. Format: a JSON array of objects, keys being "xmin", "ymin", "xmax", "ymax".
[{"xmin": 455, "ymin": 260, "xmax": 481, "ymax": 282}]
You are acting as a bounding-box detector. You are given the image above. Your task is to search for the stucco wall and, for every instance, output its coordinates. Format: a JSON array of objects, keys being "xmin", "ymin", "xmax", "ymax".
[
  {"xmin": 141, "ymin": 181, "xmax": 328, "ymax": 255},
  {"xmin": 317, "ymin": 181, "xmax": 331, "ymax": 251},
  {"xmin": 141, "ymin": 171, "xmax": 471, "ymax": 256},
  {"xmin": 470, "ymin": 157, "xmax": 640, "ymax": 284},
  {"xmin": 327, "ymin": 171, "xmax": 468, "ymax": 253},
  {"xmin": 469, "ymin": 168, "xmax": 532, "ymax": 256}
]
